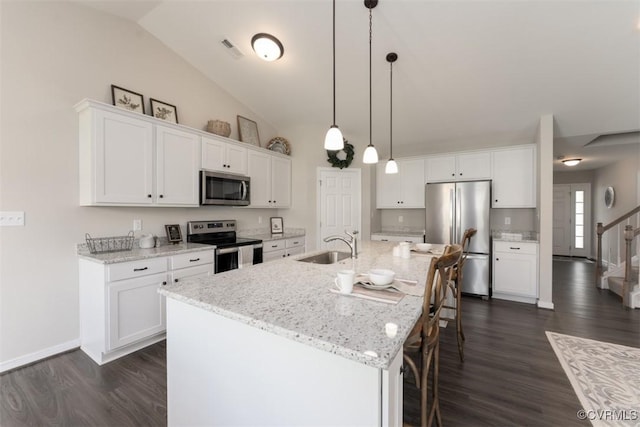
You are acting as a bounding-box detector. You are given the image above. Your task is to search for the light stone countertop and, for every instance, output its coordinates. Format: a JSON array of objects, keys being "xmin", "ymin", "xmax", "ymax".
[
  {"xmin": 238, "ymin": 229, "xmax": 305, "ymax": 242},
  {"xmin": 159, "ymin": 240, "xmax": 433, "ymax": 370},
  {"xmin": 77, "ymin": 242, "xmax": 214, "ymax": 264}
]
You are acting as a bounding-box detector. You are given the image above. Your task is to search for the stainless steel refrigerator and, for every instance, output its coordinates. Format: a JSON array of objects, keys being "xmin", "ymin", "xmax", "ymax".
[{"xmin": 425, "ymin": 180, "xmax": 491, "ymax": 297}]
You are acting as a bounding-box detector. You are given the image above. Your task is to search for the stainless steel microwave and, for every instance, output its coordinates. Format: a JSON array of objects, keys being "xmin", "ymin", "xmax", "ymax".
[{"xmin": 200, "ymin": 170, "xmax": 250, "ymax": 206}]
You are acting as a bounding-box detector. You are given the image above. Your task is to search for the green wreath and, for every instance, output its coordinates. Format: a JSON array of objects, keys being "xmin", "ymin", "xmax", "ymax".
[{"xmin": 326, "ymin": 140, "xmax": 355, "ymax": 169}]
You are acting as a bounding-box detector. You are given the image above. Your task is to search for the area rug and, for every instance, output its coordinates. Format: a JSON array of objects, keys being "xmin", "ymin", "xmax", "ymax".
[{"xmin": 546, "ymin": 331, "xmax": 640, "ymax": 426}]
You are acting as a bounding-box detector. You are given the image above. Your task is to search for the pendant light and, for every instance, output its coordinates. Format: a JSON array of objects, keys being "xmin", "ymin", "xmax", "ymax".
[
  {"xmin": 385, "ymin": 52, "xmax": 398, "ymax": 174},
  {"xmin": 324, "ymin": 0, "xmax": 344, "ymax": 150},
  {"xmin": 362, "ymin": 0, "xmax": 379, "ymax": 164}
]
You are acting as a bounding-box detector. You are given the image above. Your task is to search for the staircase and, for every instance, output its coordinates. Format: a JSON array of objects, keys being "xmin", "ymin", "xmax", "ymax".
[{"xmin": 596, "ymin": 206, "xmax": 640, "ymax": 308}]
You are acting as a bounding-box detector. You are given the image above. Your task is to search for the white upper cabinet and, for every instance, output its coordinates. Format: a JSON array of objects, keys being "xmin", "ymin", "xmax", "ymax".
[
  {"xmin": 77, "ymin": 100, "xmax": 200, "ymax": 207},
  {"xmin": 425, "ymin": 151, "xmax": 491, "ymax": 182},
  {"xmin": 156, "ymin": 125, "xmax": 200, "ymax": 206},
  {"xmin": 376, "ymin": 158, "xmax": 425, "ymax": 208},
  {"xmin": 80, "ymin": 107, "xmax": 155, "ymax": 205},
  {"xmin": 491, "ymin": 145, "xmax": 536, "ymax": 208},
  {"xmin": 202, "ymin": 135, "xmax": 248, "ymax": 176},
  {"xmin": 247, "ymin": 150, "xmax": 291, "ymax": 208}
]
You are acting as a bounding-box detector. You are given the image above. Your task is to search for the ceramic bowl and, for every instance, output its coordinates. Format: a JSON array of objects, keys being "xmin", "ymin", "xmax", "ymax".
[
  {"xmin": 368, "ymin": 269, "xmax": 395, "ymax": 286},
  {"xmin": 414, "ymin": 243, "xmax": 432, "ymax": 252}
]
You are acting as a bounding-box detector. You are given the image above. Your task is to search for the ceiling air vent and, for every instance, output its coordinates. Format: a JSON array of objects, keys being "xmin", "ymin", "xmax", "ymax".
[{"xmin": 221, "ymin": 38, "xmax": 244, "ymax": 59}]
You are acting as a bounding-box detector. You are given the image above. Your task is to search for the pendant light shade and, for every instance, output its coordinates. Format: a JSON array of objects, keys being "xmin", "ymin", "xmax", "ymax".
[
  {"xmin": 385, "ymin": 52, "xmax": 398, "ymax": 174},
  {"xmin": 324, "ymin": 0, "xmax": 344, "ymax": 150},
  {"xmin": 385, "ymin": 159, "xmax": 398, "ymax": 174},
  {"xmin": 325, "ymin": 126, "xmax": 344, "ymax": 150},
  {"xmin": 362, "ymin": 0, "xmax": 379, "ymax": 164}
]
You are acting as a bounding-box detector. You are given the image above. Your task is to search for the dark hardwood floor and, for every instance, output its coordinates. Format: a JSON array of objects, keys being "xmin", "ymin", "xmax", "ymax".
[{"xmin": 2, "ymin": 259, "xmax": 638, "ymax": 426}]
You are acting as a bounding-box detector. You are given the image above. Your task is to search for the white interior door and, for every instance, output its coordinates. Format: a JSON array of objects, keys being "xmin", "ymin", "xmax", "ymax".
[
  {"xmin": 553, "ymin": 183, "xmax": 591, "ymax": 257},
  {"xmin": 317, "ymin": 168, "xmax": 361, "ymax": 251}
]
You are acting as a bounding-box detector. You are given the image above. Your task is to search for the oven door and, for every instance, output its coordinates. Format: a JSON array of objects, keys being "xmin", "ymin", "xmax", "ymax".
[{"xmin": 215, "ymin": 247, "xmax": 240, "ymax": 273}]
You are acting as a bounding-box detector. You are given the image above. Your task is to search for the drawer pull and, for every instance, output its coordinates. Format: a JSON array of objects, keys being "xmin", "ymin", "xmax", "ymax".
[
  {"xmin": 189, "ymin": 258, "xmax": 201, "ymax": 262},
  {"xmin": 293, "ymin": 241, "xmax": 299, "ymax": 245},
  {"xmin": 133, "ymin": 267, "xmax": 148, "ymax": 272},
  {"xmin": 509, "ymin": 247, "xmax": 521, "ymax": 250},
  {"xmin": 271, "ymin": 244, "xmax": 278, "ymax": 248}
]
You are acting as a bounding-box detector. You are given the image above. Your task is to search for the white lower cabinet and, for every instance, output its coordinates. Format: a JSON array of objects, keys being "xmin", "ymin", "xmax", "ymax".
[
  {"xmin": 492, "ymin": 241, "xmax": 538, "ymax": 303},
  {"xmin": 79, "ymin": 249, "xmax": 214, "ymax": 365},
  {"xmin": 262, "ymin": 236, "xmax": 305, "ymax": 262},
  {"xmin": 107, "ymin": 272, "xmax": 167, "ymax": 351}
]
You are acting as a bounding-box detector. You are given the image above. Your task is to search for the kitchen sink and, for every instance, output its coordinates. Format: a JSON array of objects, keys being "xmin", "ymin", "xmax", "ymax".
[{"xmin": 297, "ymin": 251, "xmax": 351, "ymax": 264}]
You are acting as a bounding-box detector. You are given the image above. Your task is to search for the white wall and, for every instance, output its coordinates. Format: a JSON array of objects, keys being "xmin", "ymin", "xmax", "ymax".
[{"xmin": 0, "ymin": 2, "xmax": 286, "ymax": 367}]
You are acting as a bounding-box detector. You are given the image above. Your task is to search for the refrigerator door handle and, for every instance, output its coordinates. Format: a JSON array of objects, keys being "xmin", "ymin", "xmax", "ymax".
[
  {"xmin": 456, "ymin": 187, "xmax": 462, "ymax": 243},
  {"xmin": 449, "ymin": 188, "xmax": 455, "ymax": 244}
]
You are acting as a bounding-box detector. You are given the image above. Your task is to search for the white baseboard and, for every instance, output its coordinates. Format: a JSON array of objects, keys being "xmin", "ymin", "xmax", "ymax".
[
  {"xmin": 0, "ymin": 339, "xmax": 80, "ymax": 373},
  {"xmin": 537, "ymin": 300, "xmax": 555, "ymax": 310}
]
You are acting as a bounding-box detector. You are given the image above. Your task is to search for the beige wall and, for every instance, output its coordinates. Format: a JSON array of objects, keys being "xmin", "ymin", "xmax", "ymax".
[{"xmin": 0, "ymin": 2, "xmax": 286, "ymax": 366}]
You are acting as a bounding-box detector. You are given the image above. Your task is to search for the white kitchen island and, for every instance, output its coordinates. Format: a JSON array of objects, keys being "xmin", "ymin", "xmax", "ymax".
[{"xmin": 159, "ymin": 240, "xmax": 433, "ymax": 426}]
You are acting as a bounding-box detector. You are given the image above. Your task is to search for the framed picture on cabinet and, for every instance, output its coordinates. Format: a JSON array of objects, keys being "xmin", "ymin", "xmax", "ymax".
[
  {"xmin": 165, "ymin": 224, "xmax": 183, "ymax": 244},
  {"xmin": 237, "ymin": 115, "xmax": 260, "ymax": 147},
  {"xmin": 111, "ymin": 85, "xmax": 145, "ymax": 114},
  {"xmin": 270, "ymin": 217, "xmax": 283, "ymax": 234},
  {"xmin": 150, "ymin": 98, "xmax": 178, "ymax": 124}
]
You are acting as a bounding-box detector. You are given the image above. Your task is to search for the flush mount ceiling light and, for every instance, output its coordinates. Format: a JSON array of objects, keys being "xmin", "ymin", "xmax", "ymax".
[
  {"xmin": 562, "ymin": 158, "xmax": 582, "ymax": 166},
  {"xmin": 251, "ymin": 33, "xmax": 284, "ymax": 61},
  {"xmin": 324, "ymin": 0, "xmax": 344, "ymax": 150},
  {"xmin": 385, "ymin": 52, "xmax": 398, "ymax": 174},
  {"xmin": 362, "ymin": 0, "xmax": 379, "ymax": 164}
]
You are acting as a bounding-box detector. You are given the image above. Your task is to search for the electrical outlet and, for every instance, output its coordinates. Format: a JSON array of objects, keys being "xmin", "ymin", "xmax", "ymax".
[
  {"xmin": 133, "ymin": 219, "xmax": 142, "ymax": 231},
  {"xmin": 258, "ymin": 216, "xmax": 262, "ymax": 224},
  {"xmin": 505, "ymin": 217, "xmax": 511, "ymax": 225},
  {"xmin": 398, "ymin": 215, "xmax": 404, "ymax": 223},
  {"xmin": 0, "ymin": 211, "xmax": 25, "ymax": 226}
]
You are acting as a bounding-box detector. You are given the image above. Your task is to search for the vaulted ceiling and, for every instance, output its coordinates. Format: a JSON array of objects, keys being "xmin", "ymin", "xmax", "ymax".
[{"xmin": 82, "ymin": 0, "xmax": 640, "ymax": 170}]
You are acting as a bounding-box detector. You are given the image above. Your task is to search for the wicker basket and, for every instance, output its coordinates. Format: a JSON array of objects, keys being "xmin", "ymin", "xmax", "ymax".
[
  {"xmin": 85, "ymin": 231, "xmax": 134, "ymax": 254},
  {"xmin": 207, "ymin": 120, "xmax": 231, "ymax": 137}
]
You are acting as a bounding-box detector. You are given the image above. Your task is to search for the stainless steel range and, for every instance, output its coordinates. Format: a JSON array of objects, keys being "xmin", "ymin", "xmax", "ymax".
[{"xmin": 187, "ymin": 220, "xmax": 263, "ymax": 273}]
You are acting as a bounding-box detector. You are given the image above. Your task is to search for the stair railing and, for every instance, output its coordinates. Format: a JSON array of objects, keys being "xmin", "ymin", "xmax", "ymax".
[
  {"xmin": 596, "ymin": 205, "xmax": 640, "ymax": 289},
  {"xmin": 622, "ymin": 225, "xmax": 640, "ymax": 307}
]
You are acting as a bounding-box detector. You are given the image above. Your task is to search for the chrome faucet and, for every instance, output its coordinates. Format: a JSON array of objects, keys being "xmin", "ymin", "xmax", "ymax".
[{"xmin": 323, "ymin": 230, "xmax": 358, "ymax": 259}]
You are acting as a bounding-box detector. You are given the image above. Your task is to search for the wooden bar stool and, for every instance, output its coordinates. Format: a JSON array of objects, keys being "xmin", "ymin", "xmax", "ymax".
[
  {"xmin": 403, "ymin": 244, "xmax": 462, "ymax": 427},
  {"xmin": 442, "ymin": 228, "xmax": 476, "ymax": 362}
]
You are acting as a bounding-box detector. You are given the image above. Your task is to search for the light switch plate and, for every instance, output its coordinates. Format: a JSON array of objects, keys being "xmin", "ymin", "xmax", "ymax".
[
  {"xmin": 0, "ymin": 211, "xmax": 25, "ymax": 226},
  {"xmin": 133, "ymin": 219, "xmax": 142, "ymax": 231}
]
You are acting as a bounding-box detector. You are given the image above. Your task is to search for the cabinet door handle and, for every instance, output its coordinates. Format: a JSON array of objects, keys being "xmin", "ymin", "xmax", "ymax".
[
  {"xmin": 174, "ymin": 278, "xmax": 179, "ymax": 282},
  {"xmin": 496, "ymin": 258, "xmax": 500, "ymax": 261},
  {"xmin": 459, "ymin": 173, "xmax": 463, "ymax": 176},
  {"xmin": 381, "ymin": 239, "xmax": 389, "ymax": 241},
  {"xmin": 134, "ymin": 267, "xmax": 148, "ymax": 272},
  {"xmin": 495, "ymin": 199, "xmax": 498, "ymax": 203},
  {"xmin": 162, "ymin": 281, "xmax": 167, "ymax": 286},
  {"xmin": 147, "ymin": 194, "xmax": 152, "ymax": 198},
  {"xmin": 159, "ymin": 194, "xmax": 164, "ymax": 198},
  {"xmin": 271, "ymin": 244, "xmax": 278, "ymax": 248},
  {"xmin": 509, "ymin": 247, "xmax": 521, "ymax": 250},
  {"xmin": 189, "ymin": 258, "xmax": 201, "ymax": 262}
]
